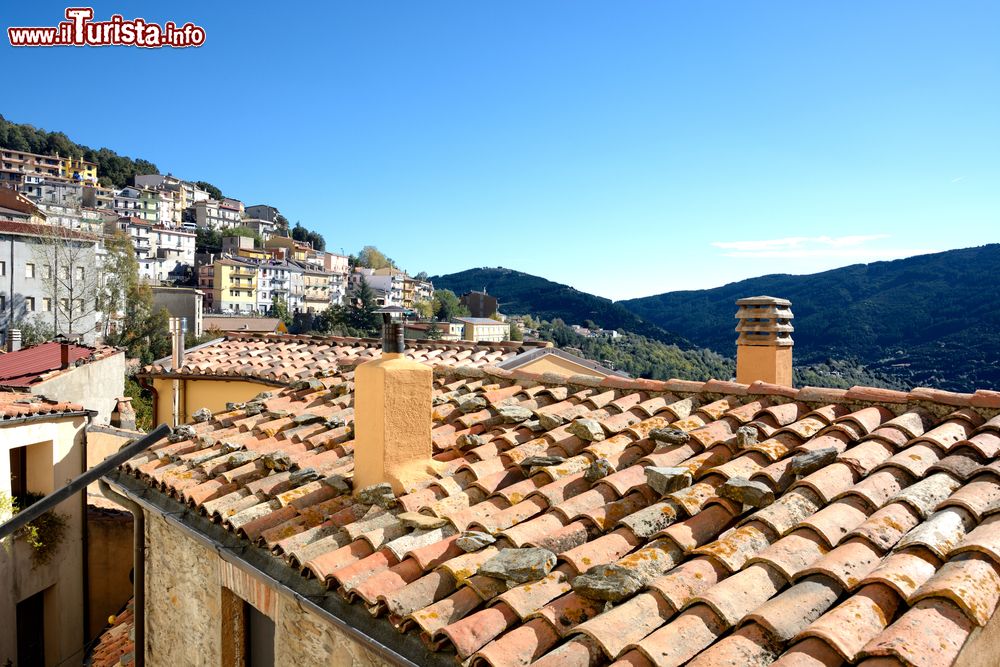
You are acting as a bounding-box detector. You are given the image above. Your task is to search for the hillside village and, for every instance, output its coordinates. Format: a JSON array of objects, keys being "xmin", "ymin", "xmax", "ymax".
[{"xmin": 2, "ymin": 129, "xmax": 1000, "ymax": 667}]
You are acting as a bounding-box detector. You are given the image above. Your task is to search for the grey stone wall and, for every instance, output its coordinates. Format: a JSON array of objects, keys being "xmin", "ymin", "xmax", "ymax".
[
  {"xmin": 145, "ymin": 512, "xmax": 222, "ymax": 666},
  {"xmin": 144, "ymin": 511, "xmax": 391, "ymax": 667}
]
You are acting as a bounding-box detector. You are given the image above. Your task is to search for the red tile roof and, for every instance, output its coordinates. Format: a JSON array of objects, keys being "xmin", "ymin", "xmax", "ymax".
[
  {"xmin": 0, "ymin": 342, "xmax": 121, "ymax": 388},
  {"xmin": 139, "ymin": 333, "xmax": 548, "ymax": 385},
  {"xmin": 0, "ymin": 392, "xmax": 84, "ymax": 420},
  {"xmin": 88, "ymin": 598, "xmax": 135, "ymax": 666},
  {"xmin": 0, "ymin": 219, "xmax": 99, "ymax": 240},
  {"xmin": 120, "ymin": 367, "xmax": 1000, "ymax": 665}
]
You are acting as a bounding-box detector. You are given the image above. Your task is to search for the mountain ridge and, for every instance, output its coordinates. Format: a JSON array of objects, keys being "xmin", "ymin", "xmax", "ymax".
[
  {"xmin": 429, "ymin": 267, "xmax": 688, "ymax": 346},
  {"xmin": 620, "ymin": 244, "xmax": 1000, "ymax": 391}
]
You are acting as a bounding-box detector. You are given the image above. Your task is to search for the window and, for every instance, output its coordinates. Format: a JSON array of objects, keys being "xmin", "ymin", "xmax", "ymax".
[
  {"xmin": 75, "ymin": 299, "xmax": 84, "ymax": 312},
  {"xmin": 0, "ymin": 260, "xmax": 5, "ymax": 276},
  {"xmin": 60, "ymin": 266, "xmax": 69, "ymax": 280},
  {"xmin": 60, "ymin": 298, "xmax": 69, "ymax": 311},
  {"xmin": 41, "ymin": 298, "xmax": 51, "ymax": 312},
  {"xmin": 25, "ymin": 263, "xmax": 35, "ymax": 278},
  {"xmin": 25, "ymin": 297, "xmax": 34, "ymax": 311},
  {"xmin": 16, "ymin": 589, "xmax": 47, "ymax": 666},
  {"xmin": 222, "ymin": 589, "xmax": 274, "ymax": 667},
  {"xmin": 43, "ymin": 264, "xmax": 51, "ymax": 279},
  {"xmin": 76, "ymin": 266, "xmax": 84, "ymax": 280}
]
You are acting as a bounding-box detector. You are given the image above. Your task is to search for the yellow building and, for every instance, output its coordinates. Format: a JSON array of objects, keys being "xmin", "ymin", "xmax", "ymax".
[
  {"xmin": 264, "ymin": 236, "xmax": 311, "ymax": 263},
  {"xmin": 197, "ymin": 258, "xmax": 258, "ymax": 313},
  {"xmin": 60, "ymin": 155, "xmax": 98, "ymax": 183},
  {"xmin": 302, "ymin": 267, "xmax": 332, "ymax": 313},
  {"xmin": 454, "ymin": 316, "xmax": 510, "ymax": 342}
]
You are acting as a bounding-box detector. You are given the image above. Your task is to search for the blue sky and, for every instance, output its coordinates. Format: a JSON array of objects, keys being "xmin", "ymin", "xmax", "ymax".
[{"xmin": 2, "ymin": 1, "xmax": 998, "ymax": 300}]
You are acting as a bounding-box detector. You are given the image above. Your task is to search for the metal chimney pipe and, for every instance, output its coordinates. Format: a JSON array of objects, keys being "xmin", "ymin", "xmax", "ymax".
[
  {"xmin": 169, "ymin": 318, "xmax": 185, "ymax": 426},
  {"xmin": 381, "ymin": 314, "xmax": 405, "ymax": 354},
  {"xmin": 7, "ymin": 328, "xmax": 21, "ymax": 352}
]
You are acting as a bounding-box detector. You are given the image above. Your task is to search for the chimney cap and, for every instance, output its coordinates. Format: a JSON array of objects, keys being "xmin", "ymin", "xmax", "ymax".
[{"xmin": 736, "ymin": 295, "xmax": 791, "ymax": 307}]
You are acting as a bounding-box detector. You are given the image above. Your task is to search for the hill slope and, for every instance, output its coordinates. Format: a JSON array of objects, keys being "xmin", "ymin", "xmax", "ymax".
[
  {"xmin": 621, "ymin": 244, "xmax": 1000, "ymax": 391},
  {"xmin": 432, "ymin": 266, "xmax": 904, "ymax": 389},
  {"xmin": 0, "ymin": 114, "xmax": 159, "ymax": 188},
  {"xmin": 431, "ymin": 267, "xmax": 687, "ymax": 346}
]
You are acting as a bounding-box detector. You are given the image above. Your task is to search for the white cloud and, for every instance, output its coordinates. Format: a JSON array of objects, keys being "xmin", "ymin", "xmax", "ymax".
[{"xmin": 711, "ymin": 234, "xmax": 931, "ymax": 260}]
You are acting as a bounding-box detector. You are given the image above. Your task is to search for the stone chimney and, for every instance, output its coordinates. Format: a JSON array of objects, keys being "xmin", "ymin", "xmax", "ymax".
[
  {"xmin": 6, "ymin": 328, "xmax": 21, "ymax": 352},
  {"xmin": 735, "ymin": 296, "xmax": 794, "ymax": 386},
  {"xmin": 60, "ymin": 342, "xmax": 71, "ymax": 369},
  {"xmin": 353, "ymin": 317, "xmax": 433, "ymax": 494},
  {"xmin": 111, "ymin": 397, "xmax": 137, "ymax": 430}
]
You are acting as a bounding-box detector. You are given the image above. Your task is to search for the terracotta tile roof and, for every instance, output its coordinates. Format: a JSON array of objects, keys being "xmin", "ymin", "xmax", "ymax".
[
  {"xmin": 0, "ymin": 342, "xmax": 121, "ymax": 388},
  {"xmin": 0, "ymin": 392, "xmax": 84, "ymax": 420},
  {"xmin": 202, "ymin": 316, "xmax": 285, "ymax": 334},
  {"xmin": 0, "ymin": 219, "xmax": 99, "ymax": 241},
  {"xmin": 89, "ymin": 598, "xmax": 135, "ymax": 666},
  {"xmin": 120, "ymin": 368, "xmax": 1000, "ymax": 665},
  {"xmin": 139, "ymin": 333, "xmax": 547, "ymax": 385}
]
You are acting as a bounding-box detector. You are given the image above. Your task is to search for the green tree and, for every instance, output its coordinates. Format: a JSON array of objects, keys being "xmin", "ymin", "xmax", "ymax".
[
  {"xmin": 268, "ymin": 296, "xmax": 292, "ymax": 327},
  {"xmin": 509, "ymin": 324, "xmax": 523, "ymax": 342},
  {"xmin": 195, "ymin": 227, "xmax": 222, "ymax": 254},
  {"xmin": 356, "ymin": 245, "xmax": 394, "ymax": 270},
  {"xmin": 195, "ymin": 180, "xmax": 223, "ymax": 200},
  {"xmin": 97, "ymin": 231, "xmax": 137, "ymax": 338},
  {"xmin": 412, "ymin": 299, "xmax": 435, "ymax": 319},
  {"xmin": 106, "ymin": 281, "xmax": 171, "ymax": 365},
  {"xmin": 291, "ymin": 222, "xmax": 326, "ymax": 251},
  {"xmin": 348, "ymin": 276, "xmax": 381, "ymax": 335},
  {"xmin": 16, "ymin": 316, "xmax": 55, "ymax": 346},
  {"xmin": 0, "ymin": 114, "xmax": 160, "ymax": 188},
  {"xmin": 433, "ymin": 289, "xmax": 470, "ymax": 322}
]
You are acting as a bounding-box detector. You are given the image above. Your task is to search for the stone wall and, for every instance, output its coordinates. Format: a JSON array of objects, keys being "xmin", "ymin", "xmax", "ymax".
[
  {"xmin": 144, "ymin": 511, "xmax": 390, "ymax": 667},
  {"xmin": 86, "ymin": 506, "xmax": 133, "ymax": 639},
  {"xmin": 145, "ymin": 512, "xmax": 221, "ymax": 666}
]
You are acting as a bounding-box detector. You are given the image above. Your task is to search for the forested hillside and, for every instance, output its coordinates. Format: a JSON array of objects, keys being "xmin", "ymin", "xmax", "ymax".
[
  {"xmin": 1, "ymin": 114, "xmax": 159, "ymax": 188},
  {"xmin": 431, "ymin": 267, "xmax": 685, "ymax": 345},
  {"xmin": 621, "ymin": 244, "xmax": 1000, "ymax": 391}
]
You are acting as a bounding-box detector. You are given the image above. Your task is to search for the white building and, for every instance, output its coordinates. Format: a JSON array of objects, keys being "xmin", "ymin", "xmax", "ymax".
[
  {"xmin": 111, "ymin": 219, "xmax": 195, "ymax": 283},
  {"xmin": 351, "ymin": 267, "xmax": 404, "ymax": 307},
  {"xmin": 113, "ymin": 186, "xmax": 146, "ymax": 221}
]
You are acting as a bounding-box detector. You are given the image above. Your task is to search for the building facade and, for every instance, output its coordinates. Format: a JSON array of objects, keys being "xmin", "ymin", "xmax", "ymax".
[
  {"xmin": 198, "ymin": 258, "xmax": 258, "ymax": 313},
  {"xmin": 1, "ymin": 221, "xmax": 100, "ymax": 344},
  {"xmin": 454, "ymin": 316, "xmax": 509, "ymax": 342},
  {"xmin": 0, "ymin": 396, "xmax": 91, "ymax": 667}
]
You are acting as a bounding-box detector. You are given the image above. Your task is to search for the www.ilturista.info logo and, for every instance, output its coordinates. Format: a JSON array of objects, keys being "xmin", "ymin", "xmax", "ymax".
[{"xmin": 8, "ymin": 7, "xmax": 205, "ymax": 48}]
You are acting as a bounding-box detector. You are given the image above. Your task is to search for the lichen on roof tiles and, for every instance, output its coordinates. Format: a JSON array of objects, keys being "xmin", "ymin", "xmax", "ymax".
[{"xmin": 119, "ymin": 364, "xmax": 1000, "ymax": 665}]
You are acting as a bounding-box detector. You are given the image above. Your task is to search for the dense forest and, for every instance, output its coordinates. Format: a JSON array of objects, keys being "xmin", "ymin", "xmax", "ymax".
[
  {"xmin": 435, "ymin": 265, "xmax": 936, "ymax": 391},
  {"xmin": 622, "ymin": 244, "xmax": 1000, "ymax": 391},
  {"xmin": 535, "ymin": 320, "xmax": 733, "ymax": 381},
  {"xmin": 534, "ymin": 320, "xmax": 903, "ymax": 389},
  {"xmin": 431, "ymin": 267, "xmax": 687, "ymax": 346},
  {"xmin": 0, "ymin": 114, "xmax": 159, "ymax": 188}
]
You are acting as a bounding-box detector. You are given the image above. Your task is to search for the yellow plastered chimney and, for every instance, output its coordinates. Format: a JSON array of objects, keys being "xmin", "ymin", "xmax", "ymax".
[
  {"xmin": 735, "ymin": 296, "xmax": 794, "ymax": 386},
  {"xmin": 353, "ymin": 350, "xmax": 434, "ymax": 495}
]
